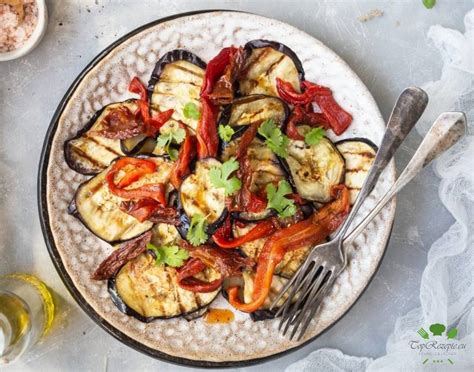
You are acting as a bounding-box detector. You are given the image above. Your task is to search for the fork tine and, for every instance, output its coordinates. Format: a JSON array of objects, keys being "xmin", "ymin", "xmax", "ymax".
[
  {"xmin": 295, "ymin": 273, "xmax": 337, "ymax": 341},
  {"xmin": 288, "ymin": 269, "xmax": 332, "ymax": 340},
  {"xmin": 274, "ymin": 258, "xmax": 319, "ymax": 321},
  {"xmin": 289, "ymin": 266, "xmax": 328, "ymax": 326},
  {"xmin": 280, "ymin": 262, "xmax": 322, "ymax": 335}
]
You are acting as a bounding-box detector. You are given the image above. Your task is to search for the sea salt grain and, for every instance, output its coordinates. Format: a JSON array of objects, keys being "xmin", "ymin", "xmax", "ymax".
[{"xmin": 0, "ymin": 0, "xmax": 38, "ymax": 53}]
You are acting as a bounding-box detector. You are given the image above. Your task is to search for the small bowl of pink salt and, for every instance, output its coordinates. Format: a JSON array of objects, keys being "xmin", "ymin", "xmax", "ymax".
[{"xmin": 0, "ymin": 0, "xmax": 47, "ymax": 61}]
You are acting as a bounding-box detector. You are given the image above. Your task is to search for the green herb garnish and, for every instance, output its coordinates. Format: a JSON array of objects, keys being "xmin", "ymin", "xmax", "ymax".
[
  {"xmin": 209, "ymin": 158, "xmax": 242, "ymax": 196},
  {"xmin": 266, "ymin": 180, "xmax": 297, "ymax": 218},
  {"xmin": 157, "ymin": 126, "xmax": 186, "ymax": 160},
  {"xmin": 423, "ymin": 0, "xmax": 436, "ymax": 9},
  {"xmin": 258, "ymin": 119, "xmax": 289, "ymax": 158},
  {"xmin": 218, "ymin": 124, "xmax": 235, "ymax": 142},
  {"xmin": 304, "ymin": 127, "xmax": 326, "ymax": 146},
  {"xmin": 147, "ymin": 243, "xmax": 189, "ymax": 267},
  {"xmin": 186, "ymin": 213, "xmax": 208, "ymax": 246},
  {"xmin": 183, "ymin": 102, "xmax": 201, "ymax": 120}
]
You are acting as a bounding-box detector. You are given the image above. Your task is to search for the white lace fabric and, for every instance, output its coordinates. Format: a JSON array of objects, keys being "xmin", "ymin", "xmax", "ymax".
[{"xmin": 287, "ymin": 9, "xmax": 474, "ymax": 372}]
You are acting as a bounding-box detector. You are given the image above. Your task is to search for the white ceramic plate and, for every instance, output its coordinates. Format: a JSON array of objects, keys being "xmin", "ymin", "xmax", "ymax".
[{"xmin": 38, "ymin": 10, "xmax": 396, "ymax": 367}]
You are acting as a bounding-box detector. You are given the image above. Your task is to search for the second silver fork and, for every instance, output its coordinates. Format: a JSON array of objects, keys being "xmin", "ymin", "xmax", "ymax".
[
  {"xmin": 270, "ymin": 87, "xmax": 429, "ymax": 340},
  {"xmin": 272, "ymin": 109, "xmax": 466, "ymax": 341}
]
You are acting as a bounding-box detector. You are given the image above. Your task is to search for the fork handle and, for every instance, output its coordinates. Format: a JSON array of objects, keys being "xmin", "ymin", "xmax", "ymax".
[
  {"xmin": 336, "ymin": 87, "xmax": 429, "ymax": 239},
  {"xmin": 344, "ymin": 111, "xmax": 466, "ymax": 247}
]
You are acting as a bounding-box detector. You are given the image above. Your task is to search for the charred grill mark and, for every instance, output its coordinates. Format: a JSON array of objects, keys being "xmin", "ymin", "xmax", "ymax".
[
  {"xmin": 87, "ymin": 179, "xmax": 105, "ymax": 195},
  {"xmin": 70, "ymin": 146, "xmax": 105, "ymax": 168},
  {"xmin": 345, "ymin": 168, "xmax": 369, "ymax": 172},
  {"xmin": 85, "ymin": 135, "xmax": 122, "ymax": 156},
  {"xmin": 265, "ymin": 54, "xmax": 285, "ymax": 76},
  {"xmin": 162, "ymin": 267, "xmax": 174, "ymax": 316},
  {"xmin": 343, "ymin": 151, "xmax": 375, "ymax": 158},
  {"xmin": 173, "ymin": 272, "xmax": 187, "ymax": 314},
  {"xmin": 169, "ymin": 64, "xmax": 204, "ymax": 78},
  {"xmin": 242, "ymin": 48, "xmax": 271, "ymax": 76},
  {"xmin": 194, "ymin": 292, "xmax": 202, "ymax": 307},
  {"xmin": 157, "ymin": 79, "xmax": 201, "ymax": 88}
]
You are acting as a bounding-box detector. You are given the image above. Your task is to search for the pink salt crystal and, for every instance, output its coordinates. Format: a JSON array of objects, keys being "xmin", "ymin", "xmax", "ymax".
[{"xmin": 0, "ymin": 1, "xmax": 38, "ymax": 53}]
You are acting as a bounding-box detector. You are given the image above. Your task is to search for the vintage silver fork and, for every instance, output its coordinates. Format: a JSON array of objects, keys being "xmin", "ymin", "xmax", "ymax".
[
  {"xmin": 280, "ymin": 111, "xmax": 466, "ymax": 340},
  {"xmin": 270, "ymin": 87, "xmax": 430, "ymax": 340},
  {"xmin": 272, "ymin": 110, "xmax": 466, "ymax": 341}
]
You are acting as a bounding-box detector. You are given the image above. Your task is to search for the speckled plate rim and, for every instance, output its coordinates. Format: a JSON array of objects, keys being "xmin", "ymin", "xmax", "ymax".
[{"xmin": 38, "ymin": 10, "xmax": 395, "ymax": 368}]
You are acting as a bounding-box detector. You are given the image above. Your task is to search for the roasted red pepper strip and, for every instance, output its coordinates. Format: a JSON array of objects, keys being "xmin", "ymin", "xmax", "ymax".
[
  {"xmin": 301, "ymin": 81, "xmax": 352, "ymax": 135},
  {"xmin": 114, "ymin": 158, "xmax": 156, "ymax": 188},
  {"xmin": 177, "ymin": 258, "xmax": 224, "ymax": 293},
  {"xmin": 129, "ymin": 76, "xmax": 148, "ymax": 101},
  {"xmin": 129, "ymin": 77, "xmax": 174, "ymax": 138},
  {"xmin": 120, "ymin": 199, "xmax": 179, "ymax": 224},
  {"xmin": 106, "ymin": 158, "xmax": 166, "ymax": 205},
  {"xmin": 213, "ymin": 219, "xmax": 278, "ymax": 249},
  {"xmin": 201, "ymin": 47, "xmax": 237, "ymax": 97},
  {"xmin": 170, "ymin": 129, "xmax": 197, "ymax": 189},
  {"xmin": 286, "ymin": 105, "xmax": 306, "ymax": 140},
  {"xmin": 196, "ymin": 47, "xmax": 241, "ymax": 158},
  {"xmin": 286, "ymin": 105, "xmax": 330, "ymax": 140},
  {"xmin": 196, "ymin": 97, "xmax": 219, "ymax": 158},
  {"xmin": 276, "ymin": 78, "xmax": 331, "ymax": 105},
  {"xmin": 228, "ymin": 185, "xmax": 350, "ymax": 312},
  {"xmin": 147, "ymin": 109, "xmax": 174, "ymax": 135},
  {"xmin": 234, "ymin": 152, "xmax": 268, "ymax": 213},
  {"xmin": 236, "ymin": 121, "xmax": 261, "ymax": 159},
  {"xmin": 277, "ymin": 78, "xmax": 352, "ymax": 136},
  {"xmin": 207, "ymin": 47, "xmax": 245, "ymax": 105}
]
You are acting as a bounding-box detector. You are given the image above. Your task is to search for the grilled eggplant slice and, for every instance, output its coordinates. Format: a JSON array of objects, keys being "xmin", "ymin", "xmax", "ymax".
[
  {"xmin": 64, "ymin": 100, "xmax": 141, "ymax": 174},
  {"xmin": 336, "ymin": 138, "xmax": 377, "ymax": 205},
  {"xmin": 218, "ymin": 95, "xmax": 289, "ymax": 130},
  {"xmin": 71, "ymin": 157, "xmax": 173, "ymax": 243},
  {"xmin": 239, "ymin": 40, "xmax": 304, "ymax": 97},
  {"xmin": 148, "ymin": 50, "xmax": 206, "ymax": 132},
  {"xmin": 108, "ymin": 252, "xmax": 221, "ymax": 321},
  {"xmin": 221, "ymin": 137, "xmax": 286, "ymax": 222},
  {"xmin": 234, "ymin": 223, "xmax": 312, "ymax": 278},
  {"xmin": 179, "ymin": 159, "xmax": 227, "ymax": 233},
  {"xmin": 283, "ymin": 138, "xmax": 345, "ymax": 203}
]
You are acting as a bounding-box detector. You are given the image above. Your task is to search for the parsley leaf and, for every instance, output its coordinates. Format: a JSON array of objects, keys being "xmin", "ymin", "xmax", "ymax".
[
  {"xmin": 157, "ymin": 126, "xmax": 185, "ymax": 160},
  {"xmin": 187, "ymin": 213, "xmax": 208, "ymax": 246},
  {"xmin": 147, "ymin": 243, "xmax": 189, "ymax": 267},
  {"xmin": 183, "ymin": 102, "xmax": 201, "ymax": 120},
  {"xmin": 304, "ymin": 127, "xmax": 326, "ymax": 146},
  {"xmin": 258, "ymin": 119, "xmax": 289, "ymax": 158},
  {"xmin": 218, "ymin": 124, "xmax": 235, "ymax": 142},
  {"xmin": 209, "ymin": 158, "xmax": 242, "ymax": 196},
  {"xmin": 422, "ymin": 0, "xmax": 435, "ymax": 9},
  {"xmin": 266, "ymin": 180, "xmax": 297, "ymax": 218}
]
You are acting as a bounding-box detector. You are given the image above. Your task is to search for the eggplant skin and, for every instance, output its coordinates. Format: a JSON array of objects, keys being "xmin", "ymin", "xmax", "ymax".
[
  {"xmin": 147, "ymin": 50, "xmax": 206, "ymax": 132},
  {"xmin": 108, "ymin": 253, "xmax": 221, "ymax": 322},
  {"xmin": 336, "ymin": 138, "xmax": 377, "ymax": 205},
  {"xmin": 64, "ymin": 100, "xmax": 141, "ymax": 175},
  {"xmin": 239, "ymin": 40, "xmax": 304, "ymax": 97},
  {"xmin": 179, "ymin": 159, "xmax": 227, "ymax": 233},
  {"xmin": 72, "ymin": 157, "xmax": 172, "ymax": 244}
]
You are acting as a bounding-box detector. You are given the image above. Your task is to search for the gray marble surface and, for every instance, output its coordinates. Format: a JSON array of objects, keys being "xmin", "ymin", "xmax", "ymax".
[{"xmin": 0, "ymin": 1, "xmax": 471, "ymax": 371}]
